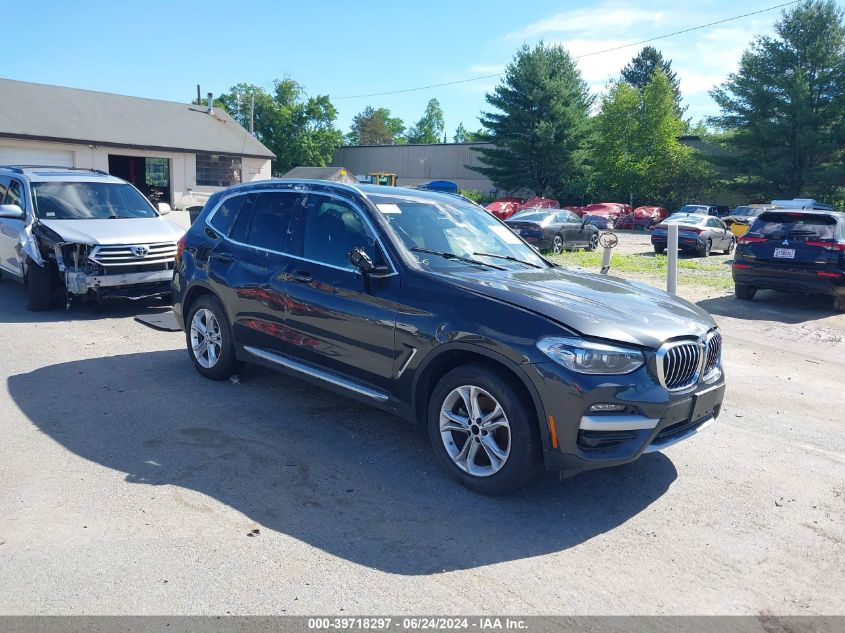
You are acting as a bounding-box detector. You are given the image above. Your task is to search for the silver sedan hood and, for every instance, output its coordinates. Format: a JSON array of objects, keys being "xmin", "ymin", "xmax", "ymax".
[{"xmin": 38, "ymin": 218, "xmax": 185, "ymax": 245}]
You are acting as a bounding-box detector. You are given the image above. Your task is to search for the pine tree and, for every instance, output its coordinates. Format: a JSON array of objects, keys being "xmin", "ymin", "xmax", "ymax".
[
  {"xmin": 621, "ymin": 46, "xmax": 684, "ymax": 118},
  {"xmin": 472, "ymin": 43, "xmax": 592, "ymax": 198}
]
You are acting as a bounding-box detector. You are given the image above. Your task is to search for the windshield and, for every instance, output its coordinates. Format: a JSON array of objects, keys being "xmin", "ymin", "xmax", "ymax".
[
  {"xmin": 369, "ymin": 193, "xmax": 548, "ymax": 271},
  {"xmin": 677, "ymin": 205, "xmax": 707, "ymax": 214},
  {"xmin": 32, "ymin": 182, "xmax": 158, "ymax": 220},
  {"xmin": 731, "ymin": 206, "xmax": 758, "ymax": 217}
]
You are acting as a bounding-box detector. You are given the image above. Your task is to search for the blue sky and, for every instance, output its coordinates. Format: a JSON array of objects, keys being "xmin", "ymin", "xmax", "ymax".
[{"xmin": 4, "ymin": 0, "xmax": 801, "ymax": 138}]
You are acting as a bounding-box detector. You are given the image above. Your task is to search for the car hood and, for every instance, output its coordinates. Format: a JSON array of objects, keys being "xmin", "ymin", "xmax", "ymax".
[
  {"xmin": 38, "ymin": 218, "xmax": 185, "ymax": 245},
  {"xmin": 444, "ymin": 266, "xmax": 716, "ymax": 349}
]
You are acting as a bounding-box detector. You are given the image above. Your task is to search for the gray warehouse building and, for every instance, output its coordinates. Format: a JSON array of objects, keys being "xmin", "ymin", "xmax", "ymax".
[{"xmin": 331, "ymin": 142, "xmax": 496, "ymax": 193}]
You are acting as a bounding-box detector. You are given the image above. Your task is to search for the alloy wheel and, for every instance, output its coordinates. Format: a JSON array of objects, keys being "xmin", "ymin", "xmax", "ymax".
[
  {"xmin": 552, "ymin": 236, "xmax": 563, "ymax": 254},
  {"xmin": 588, "ymin": 234, "xmax": 599, "ymax": 251},
  {"xmin": 190, "ymin": 308, "xmax": 223, "ymax": 368},
  {"xmin": 439, "ymin": 385, "xmax": 511, "ymax": 477}
]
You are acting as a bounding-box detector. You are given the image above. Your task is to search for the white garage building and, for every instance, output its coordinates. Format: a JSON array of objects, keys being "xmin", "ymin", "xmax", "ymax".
[{"xmin": 0, "ymin": 78, "xmax": 274, "ymax": 209}]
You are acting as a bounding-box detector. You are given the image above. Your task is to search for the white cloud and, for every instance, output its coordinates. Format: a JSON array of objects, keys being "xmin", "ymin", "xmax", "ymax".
[{"xmin": 507, "ymin": 3, "xmax": 668, "ymax": 40}]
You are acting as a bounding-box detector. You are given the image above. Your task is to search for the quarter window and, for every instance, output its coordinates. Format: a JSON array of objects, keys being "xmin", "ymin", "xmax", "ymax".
[
  {"xmin": 196, "ymin": 154, "xmax": 242, "ymax": 187},
  {"xmin": 209, "ymin": 195, "xmax": 246, "ymax": 236}
]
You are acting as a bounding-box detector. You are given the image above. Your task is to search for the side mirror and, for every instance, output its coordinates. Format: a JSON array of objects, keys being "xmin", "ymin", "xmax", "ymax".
[
  {"xmin": 0, "ymin": 204, "xmax": 24, "ymax": 220},
  {"xmin": 157, "ymin": 202, "xmax": 172, "ymax": 215},
  {"xmin": 349, "ymin": 247, "xmax": 374, "ymax": 273},
  {"xmin": 349, "ymin": 247, "xmax": 390, "ymax": 276}
]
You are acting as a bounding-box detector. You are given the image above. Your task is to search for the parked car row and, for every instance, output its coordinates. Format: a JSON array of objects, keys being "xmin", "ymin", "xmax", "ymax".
[{"xmin": 651, "ymin": 213, "xmax": 736, "ymax": 257}]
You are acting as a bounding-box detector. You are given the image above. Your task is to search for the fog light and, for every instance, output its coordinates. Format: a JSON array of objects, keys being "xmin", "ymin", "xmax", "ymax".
[{"xmin": 589, "ymin": 403, "xmax": 625, "ymax": 412}]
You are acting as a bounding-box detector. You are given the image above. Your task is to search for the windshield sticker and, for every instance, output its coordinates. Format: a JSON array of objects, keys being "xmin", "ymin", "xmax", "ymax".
[
  {"xmin": 377, "ymin": 203, "xmax": 402, "ymax": 214},
  {"xmin": 490, "ymin": 225, "xmax": 521, "ymax": 244}
]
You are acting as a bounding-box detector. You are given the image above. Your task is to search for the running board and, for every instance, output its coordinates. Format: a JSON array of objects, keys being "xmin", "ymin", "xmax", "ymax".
[{"xmin": 243, "ymin": 346, "xmax": 389, "ymax": 402}]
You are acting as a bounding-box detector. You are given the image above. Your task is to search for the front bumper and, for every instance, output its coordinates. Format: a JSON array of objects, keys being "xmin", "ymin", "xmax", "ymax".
[
  {"xmin": 524, "ymin": 361, "xmax": 725, "ymax": 474},
  {"xmin": 65, "ymin": 268, "xmax": 174, "ymax": 297}
]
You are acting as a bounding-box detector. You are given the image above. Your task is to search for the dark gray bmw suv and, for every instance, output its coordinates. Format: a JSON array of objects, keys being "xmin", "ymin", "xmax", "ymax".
[{"xmin": 172, "ymin": 180, "xmax": 725, "ymax": 494}]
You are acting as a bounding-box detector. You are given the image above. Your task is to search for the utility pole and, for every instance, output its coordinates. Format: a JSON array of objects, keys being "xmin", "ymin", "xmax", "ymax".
[
  {"xmin": 196, "ymin": 84, "xmax": 201, "ymax": 106},
  {"xmin": 249, "ymin": 93, "xmax": 255, "ymax": 137}
]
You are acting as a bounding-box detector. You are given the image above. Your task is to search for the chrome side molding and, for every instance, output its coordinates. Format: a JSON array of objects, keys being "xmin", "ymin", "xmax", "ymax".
[{"xmin": 243, "ymin": 345, "xmax": 389, "ymax": 402}]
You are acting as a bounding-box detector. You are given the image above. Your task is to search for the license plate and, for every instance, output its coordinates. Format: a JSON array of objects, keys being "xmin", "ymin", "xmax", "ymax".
[
  {"xmin": 774, "ymin": 248, "xmax": 795, "ymax": 259},
  {"xmin": 691, "ymin": 385, "xmax": 722, "ymax": 422}
]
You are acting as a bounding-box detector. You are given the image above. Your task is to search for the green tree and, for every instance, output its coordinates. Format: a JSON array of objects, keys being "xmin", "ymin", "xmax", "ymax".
[
  {"xmin": 346, "ymin": 106, "xmax": 405, "ymax": 145},
  {"xmin": 709, "ymin": 0, "xmax": 845, "ymax": 201},
  {"xmin": 453, "ymin": 123, "xmax": 484, "ymax": 143},
  {"xmin": 621, "ymin": 46, "xmax": 684, "ymax": 117},
  {"xmin": 217, "ymin": 79, "xmax": 344, "ymax": 174},
  {"xmin": 406, "ymin": 98, "xmax": 446, "ymax": 144},
  {"xmin": 593, "ymin": 71, "xmax": 714, "ymax": 207},
  {"xmin": 472, "ymin": 42, "xmax": 593, "ymax": 198}
]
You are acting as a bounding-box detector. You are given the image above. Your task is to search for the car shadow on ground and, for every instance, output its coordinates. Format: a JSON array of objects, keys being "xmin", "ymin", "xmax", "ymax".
[
  {"xmin": 0, "ymin": 278, "xmax": 170, "ymax": 324},
  {"xmin": 8, "ymin": 350, "xmax": 677, "ymax": 575},
  {"xmin": 697, "ymin": 290, "xmax": 841, "ymax": 325}
]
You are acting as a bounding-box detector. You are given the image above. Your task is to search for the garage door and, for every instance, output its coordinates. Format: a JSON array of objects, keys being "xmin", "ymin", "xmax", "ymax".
[{"xmin": 0, "ymin": 146, "xmax": 74, "ymax": 167}]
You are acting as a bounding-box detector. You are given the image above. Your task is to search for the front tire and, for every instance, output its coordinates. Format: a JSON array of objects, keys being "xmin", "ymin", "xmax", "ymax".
[
  {"xmin": 551, "ymin": 235, "xmax": 564, "ymax": 255},
  {"xmin": 186, "ymin": 295, "xmax": 238, "ymax": 380},
  {"xmin": 586, "ymin": 233, "xmax": 599, "ymax": 251},
  {"xmin": 427, "ymin": 363, "xmax": 541, "ymax": 494},
  {"xmin": 735, "ymin": 284, "xmax": 756, "ymax": 300},
  {"xmin": 26, "ymin": 258, "xmax": 55, "ymax": 311}
]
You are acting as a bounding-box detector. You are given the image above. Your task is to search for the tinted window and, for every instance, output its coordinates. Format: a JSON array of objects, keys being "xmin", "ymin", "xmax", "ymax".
[
  {"xmin": 751, "ymin": 213, "xmax": 838, "ymax": 241},
  {"xmin": 6, "ymin": 180, "xmax": 26, "ymax": 210},
  {"xmin": 229, "ymin": 194, "xmax": 258, "ymax": 243},
  {"xmin": 209, "ymin": 195, "xmax": 246, "ymax": 236},
  {"xmin": 302, "ymin": 195, "xmax": 380, "ymax": 269},
  {"xmin": 243, "ymin": 192, "xmax": 303, "ymax": 254},
  {"xmin": 560, "ymin": 211, "xmax": 581, "ymax": 223}
]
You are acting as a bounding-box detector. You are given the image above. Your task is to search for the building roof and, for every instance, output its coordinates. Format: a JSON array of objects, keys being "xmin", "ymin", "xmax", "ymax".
[
  {"xmin": 281, "ymin": 166, "xmax": 358, "ymax": 183},
  {"xmin": 0, "ymin": 78, "xmax": 274, "ymax": 159}
]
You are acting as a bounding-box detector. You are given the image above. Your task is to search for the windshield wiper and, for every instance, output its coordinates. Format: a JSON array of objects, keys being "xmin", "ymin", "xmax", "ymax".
[
  {"xmin": 473, "ymin": 252, "xmax": 544, "ymax": 269},
  {"xmin": 409, "ymin": 247, "xmax": 506, "ymax": 270}
]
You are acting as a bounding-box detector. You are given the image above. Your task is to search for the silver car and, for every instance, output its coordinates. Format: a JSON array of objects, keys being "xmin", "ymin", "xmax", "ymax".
[
  {"xmin": 650, "ymin": 213, "xmax": 736, "ymax": 257},
  {"xmin": 0, "ymin": 166, "xmax": 184, "ymax": 310}
]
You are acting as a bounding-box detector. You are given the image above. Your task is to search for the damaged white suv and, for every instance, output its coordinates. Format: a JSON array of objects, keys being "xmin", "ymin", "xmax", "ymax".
[{"xmin": 0, "ymin": 166, "xmax": 184, "ymax": 310}]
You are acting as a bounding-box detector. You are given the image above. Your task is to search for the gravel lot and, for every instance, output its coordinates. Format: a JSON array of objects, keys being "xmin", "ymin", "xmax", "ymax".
[{"xmin": 0, "ymin": 269, "xmax": 843, "ymax": 616}]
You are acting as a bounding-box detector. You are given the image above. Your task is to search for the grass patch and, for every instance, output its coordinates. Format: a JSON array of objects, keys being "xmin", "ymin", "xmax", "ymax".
[{"xmin": 548, "ymin": 250, "xmax": 734, "ymax": 290}]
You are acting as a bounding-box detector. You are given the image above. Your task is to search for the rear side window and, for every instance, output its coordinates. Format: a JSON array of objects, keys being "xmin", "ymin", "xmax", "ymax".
[
  {"xmin": 751, "ymin": 213, "xmax": 838, "ymax": 241},
  {"xmin": 243, "ymin": 192, "xmax": 303, "ymax": 254},
  {"xmin": 0, "ymin": 176, "xmax": 9, "ymax": 203},
  {"xmin": 208, "ymin": 195, "xmax": 246, "ymax": 236}
]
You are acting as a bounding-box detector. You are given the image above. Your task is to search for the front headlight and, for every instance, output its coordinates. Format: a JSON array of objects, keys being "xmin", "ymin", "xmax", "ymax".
[{"xmin": 536, "ymin": 336, "xmax": 645, "ymax": 374}]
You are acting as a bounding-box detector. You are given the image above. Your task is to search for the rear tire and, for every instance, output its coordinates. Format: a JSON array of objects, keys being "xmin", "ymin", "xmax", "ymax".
[
  {"xmin": 654, "ymin": 246, "xmax": 665, "ymax": 255},
  {"xmin": 735, "ymin": 284, "xmax": 756, "ymax": 300},
  {"xmin": 26, "ymin": 259, "xmax": 55, "ymax": 311},
  {"xmin": 724, "ymin": 238, "xmax": 736, "ymax": 254},
  {"xmin": 834, "ymin": 295, "xmax": 845, "ymax": 312},
  {"xmin": 427, "ymin": 363, "xmax": 542, "ymax": 494},
  {"xmin": 186, "ymin": 295, "xmax": 239, "ymax": 380},
  {"xmin": 699, "ymin": 239, "xmax": 712, "ymax": 257}
]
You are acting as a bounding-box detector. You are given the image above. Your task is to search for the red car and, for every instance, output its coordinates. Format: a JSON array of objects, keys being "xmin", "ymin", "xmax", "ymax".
[
  {"xmin": 516, "ymin": 197, "xmax": 559, "ymax": 212},
  {"xmin": 616, "ymin": 206, "xmax": 668, "ymax": 230},
  {"xmin": 485, "ymin": 200, "xmax": 519, "ymax": 220}
]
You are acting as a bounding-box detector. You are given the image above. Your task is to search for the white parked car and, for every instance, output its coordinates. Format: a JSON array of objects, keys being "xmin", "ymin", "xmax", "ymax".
[{"xmin": 0, "ymin": 166, "xmax": 184, "ymax": 310}]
